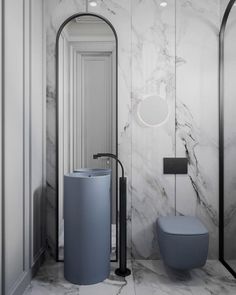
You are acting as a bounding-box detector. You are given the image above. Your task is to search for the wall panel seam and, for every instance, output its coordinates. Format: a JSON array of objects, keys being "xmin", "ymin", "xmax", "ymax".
[
  {"xmin": 0, "ymin": 0, "xmax": 3, "ymax": 292},
  {"xmin": 1, "ymin": 0, "xmax": 5, "ymax": 293}
]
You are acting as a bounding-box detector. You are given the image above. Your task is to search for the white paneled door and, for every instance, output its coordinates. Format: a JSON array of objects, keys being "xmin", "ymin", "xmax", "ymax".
[
  {"xmin": 76, "ymin": 53, "xmax": 113, "ymax": 169},
  {"xmin": 76, "ymin": 52, "xmax": 116, "ymax": 209}
]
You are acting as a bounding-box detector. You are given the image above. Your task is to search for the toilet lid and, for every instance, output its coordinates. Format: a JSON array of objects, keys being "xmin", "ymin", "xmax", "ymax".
[{"xmin": 158, "ymin": 216, "xmax": 208, "ymax": 235}]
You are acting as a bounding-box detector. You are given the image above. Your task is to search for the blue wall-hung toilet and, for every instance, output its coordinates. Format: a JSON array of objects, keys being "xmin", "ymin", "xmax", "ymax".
[{"xmin": 157, "ymin": 216, "xmax": 209, "ymax": 271}]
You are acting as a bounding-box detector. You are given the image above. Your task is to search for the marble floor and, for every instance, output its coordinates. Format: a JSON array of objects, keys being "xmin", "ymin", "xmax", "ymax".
[
  {"xmin": 225, "ymin": 260, "xmax": 236, "ymax": 273},
  {"xmin": 24, "ymin": 259, "xmax": 236, "ymax": 295}
]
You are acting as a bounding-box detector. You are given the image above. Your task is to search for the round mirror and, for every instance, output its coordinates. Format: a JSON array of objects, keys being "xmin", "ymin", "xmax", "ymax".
[{"xmin": 137, "ymin": 95, "xmax": 169, "ymax": 127}]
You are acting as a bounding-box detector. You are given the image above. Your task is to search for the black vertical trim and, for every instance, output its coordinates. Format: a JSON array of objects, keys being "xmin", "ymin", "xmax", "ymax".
[
  {"xmin": 219, "ymin": 0, "xmax": 236, "ymax": 278},
  {"xmin": 174, "ymin": 0, "xmax": 177, "ymax": 215},
  {"xmin": 1, "ymin": 0, "xmax": 5, "ymax": 292},
  {"xmin": 55, "ymin": 13, "xmax": 119, "ymax": 262},
  {"xmin": 22, "ymin": 0, "xmax": 26, "ymax": 271}
]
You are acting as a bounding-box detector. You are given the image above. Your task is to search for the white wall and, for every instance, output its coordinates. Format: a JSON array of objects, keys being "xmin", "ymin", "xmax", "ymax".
[{"xmin": 1, "ymin": 0, "xmax": 46, "ymax": 294}]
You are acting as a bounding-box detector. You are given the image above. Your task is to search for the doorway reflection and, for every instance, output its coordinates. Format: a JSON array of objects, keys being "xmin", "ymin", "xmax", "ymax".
[{"xmin": 57, "ymin": 15, "xmax": 117, "ymax": 261}]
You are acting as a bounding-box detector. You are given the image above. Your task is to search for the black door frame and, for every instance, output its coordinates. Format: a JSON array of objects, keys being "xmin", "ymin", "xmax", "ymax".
[{"xmin": 219, "ymin": 0, "xmax": 236, "ymax": 278}]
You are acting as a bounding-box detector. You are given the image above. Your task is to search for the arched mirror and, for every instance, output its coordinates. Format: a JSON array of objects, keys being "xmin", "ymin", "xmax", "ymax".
[{"xmin": 56, "ymin": 14, "xmax": 118, "ymax": 261}]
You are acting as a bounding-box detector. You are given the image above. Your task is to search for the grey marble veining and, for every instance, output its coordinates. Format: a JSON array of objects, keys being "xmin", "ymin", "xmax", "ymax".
[
  {"xmin": 131, "ymin": 0, "xmax": 176, "ymax": 260},
  {"xmin": 88, "ymin": 0, "xmax": 132, "ymax": 257},
  {"xmin": 132, "ymin": 260, "xmax": 236, "ymax": 295},
  {"xmin": 24, "ymin": 259, "xmax": 135, "ymax": 295},
  {"xmin": 45, "ymin": 0, "xmax": 225, "ymax": 261},
  {"xmin": 45, "ymin": 0, "xmax": 132, "ymax": 259},
  {"xmin": 24, "ymin": 259, "xmax": 236, "ymax": 295},
  {"xmin": 175, "ymin": 0, "xmax": 220, "ymax": 259}
]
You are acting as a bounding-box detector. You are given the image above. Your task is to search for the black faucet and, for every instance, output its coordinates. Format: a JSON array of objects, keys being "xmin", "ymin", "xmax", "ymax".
[
  {"xmin": 93, "ymin": 153, "xmax": 131, "ymax": 277},
  {"xmin": 93, "ymin": 153, "xmax": 124, "ymax": 178}
]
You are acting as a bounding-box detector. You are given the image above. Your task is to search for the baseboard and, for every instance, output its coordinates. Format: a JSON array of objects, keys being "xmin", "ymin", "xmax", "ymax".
[
  {"xmin": 32, "ymin": 247, "xmax": 46, "ymax": 277},
  {"xmin": 9, "ymin": 247, "xmax": 45, "ymax": 295}
]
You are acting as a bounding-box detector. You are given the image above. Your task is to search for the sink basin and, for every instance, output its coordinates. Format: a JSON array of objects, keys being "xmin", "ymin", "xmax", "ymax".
[
  {"xmin": 73, "ymin": 168, "xmax": 111, "ymax": 177},
  {"xmin": 64, "ymin": 168, "xmax": 111, "ymax": 285}
]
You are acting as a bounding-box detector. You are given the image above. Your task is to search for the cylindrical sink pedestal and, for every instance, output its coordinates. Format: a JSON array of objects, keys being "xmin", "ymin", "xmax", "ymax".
[{"xmin": 64, "ymin": 170, "xmax": 111, "ymax": 285}]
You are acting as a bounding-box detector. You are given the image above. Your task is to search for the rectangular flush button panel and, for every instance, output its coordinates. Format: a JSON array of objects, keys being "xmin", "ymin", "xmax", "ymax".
[{"xmin": 163, "ymin": 158, "xmax": 188, "ymax": 174}]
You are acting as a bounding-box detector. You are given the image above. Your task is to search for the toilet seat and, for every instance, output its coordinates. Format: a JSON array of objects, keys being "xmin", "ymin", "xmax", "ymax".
[{"xmin": 158, "ymin": 216, "xmax": 208, "ymax": 236}]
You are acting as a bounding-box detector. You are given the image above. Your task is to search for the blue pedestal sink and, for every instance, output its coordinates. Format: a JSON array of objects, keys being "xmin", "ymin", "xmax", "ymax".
[{"xmin": 64, "ymin": 169, "xmax": 111, "ymax": 285}]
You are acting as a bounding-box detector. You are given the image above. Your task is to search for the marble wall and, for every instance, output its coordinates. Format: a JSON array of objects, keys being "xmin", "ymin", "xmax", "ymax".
[
  {"xmin": 131, "ymin": 0, "xmax": 176, "ymax": 259},
  {"xmin": 45, "ymin": 0, "xmax": 222, "ymax": 259},
  {"xmin": 175, "ymin": 0, "xmax": 220, "ymax": 258}
]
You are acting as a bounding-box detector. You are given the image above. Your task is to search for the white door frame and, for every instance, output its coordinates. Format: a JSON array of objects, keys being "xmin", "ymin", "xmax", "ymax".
[
  {"xmin": 57, "ymin": 41, "xmax": 116, "ymax": 175},
  {"xmin": 74, "ymin": 52, "xmax": 112, "ymax": 168},
  {"xmin": 70, "ymin": 43, "xmax": 117, "ymax": 224},
  {"xmin": 69, "ymin": 41, "xmax": 116, "ymax": 171},
  {"xmin": 70, "ymin": 41, "xmax": 117, "ymax": 225}
]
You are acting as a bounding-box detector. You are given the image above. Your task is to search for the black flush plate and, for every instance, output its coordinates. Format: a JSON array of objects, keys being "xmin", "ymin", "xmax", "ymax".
[{"xmin": 163, "ymin": 158, "xmax": 188, "ymax": 174}]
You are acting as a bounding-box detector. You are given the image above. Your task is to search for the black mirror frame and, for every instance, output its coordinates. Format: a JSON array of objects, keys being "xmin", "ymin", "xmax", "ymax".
[{"xmin": 55, "ymin": 13, "xmax": 119, "ymax": 262}]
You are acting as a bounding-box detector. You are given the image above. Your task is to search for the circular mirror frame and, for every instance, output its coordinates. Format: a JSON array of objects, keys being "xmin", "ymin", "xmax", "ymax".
[{"xmin": 136, "ymin": 95, "xmax": 170, "ymax": 128}]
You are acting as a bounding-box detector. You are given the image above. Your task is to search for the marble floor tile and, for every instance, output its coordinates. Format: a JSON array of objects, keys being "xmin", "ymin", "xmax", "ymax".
[
  {"xmin": 24, "ymin": 259, "xmax": 135, "ymax": 295},
  {"xmin": 133, "ymin": 260, "xmax": 236, "ymax": 295},
  {"xmin": 24, "ymin": 259, "xmax": 236, "ymax": 295},
  {"xmin": 224, "ymin": 260, "xmax": 236, "ymax": 274}
]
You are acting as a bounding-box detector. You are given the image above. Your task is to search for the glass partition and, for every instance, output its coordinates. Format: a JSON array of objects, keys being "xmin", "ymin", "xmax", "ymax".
[{"xmin": 220, "ymin": 0, "xmax": 236, "ymax": 277}]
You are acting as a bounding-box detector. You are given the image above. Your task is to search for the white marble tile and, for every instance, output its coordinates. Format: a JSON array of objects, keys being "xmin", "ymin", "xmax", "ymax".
[
  {"xmin": 175, "ymin": 0, "xmax": 220, "ymax": 258},
  {"xmin": 45, "ymin": 0, "xmax": 225, "ymax": 261},
  {"xmin": 132, "ymin": 260, "xmax": 236, "ymax": 295},
  {"xmin": 24, "ymin": 259, "xmax": 135, "ymax": 295},
  {"xmin": 131, "ymin": 0, "xmax": 176, "ymax": 259},
  {"xmin": 226, "ymin": 260, "xmax": 236, "ymax": 273},
  {"xmin": 24, "ymin": 259, "xmax": 236, "ymax": 295},
  {"xmin": 88, "ymin": 0, "xmax": 133, "ymax": 256}
]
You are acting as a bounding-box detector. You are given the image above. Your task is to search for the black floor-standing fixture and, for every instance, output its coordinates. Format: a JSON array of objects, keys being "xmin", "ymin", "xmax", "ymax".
[{"xmin": 93, "ymin": 153, "xmax": 131, "ymax": 277}]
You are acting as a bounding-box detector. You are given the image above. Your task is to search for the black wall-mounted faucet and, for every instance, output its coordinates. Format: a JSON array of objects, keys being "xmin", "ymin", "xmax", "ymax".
[{"xmin": 93, "ymin": 153, "xmax": 131, "ymax": 277}]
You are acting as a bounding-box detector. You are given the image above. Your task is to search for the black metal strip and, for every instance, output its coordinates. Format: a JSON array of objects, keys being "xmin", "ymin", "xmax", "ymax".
[
  {"xmin": 1, "ymin": 0, "xmax": 5, "ymax": 292},
  {"xmin": 219, "ymin": 0, "xmax": 236, "ymax": 278}
]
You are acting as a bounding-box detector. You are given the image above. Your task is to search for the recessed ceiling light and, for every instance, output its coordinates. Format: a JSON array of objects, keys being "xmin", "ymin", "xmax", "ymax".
[
  {"xmin": 160, "ymin": 1, "xmax": 167, "ymax": 7},
  {"xmin": 89, "ymin": 1, "xmax": 98, "ymax": 7}
]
